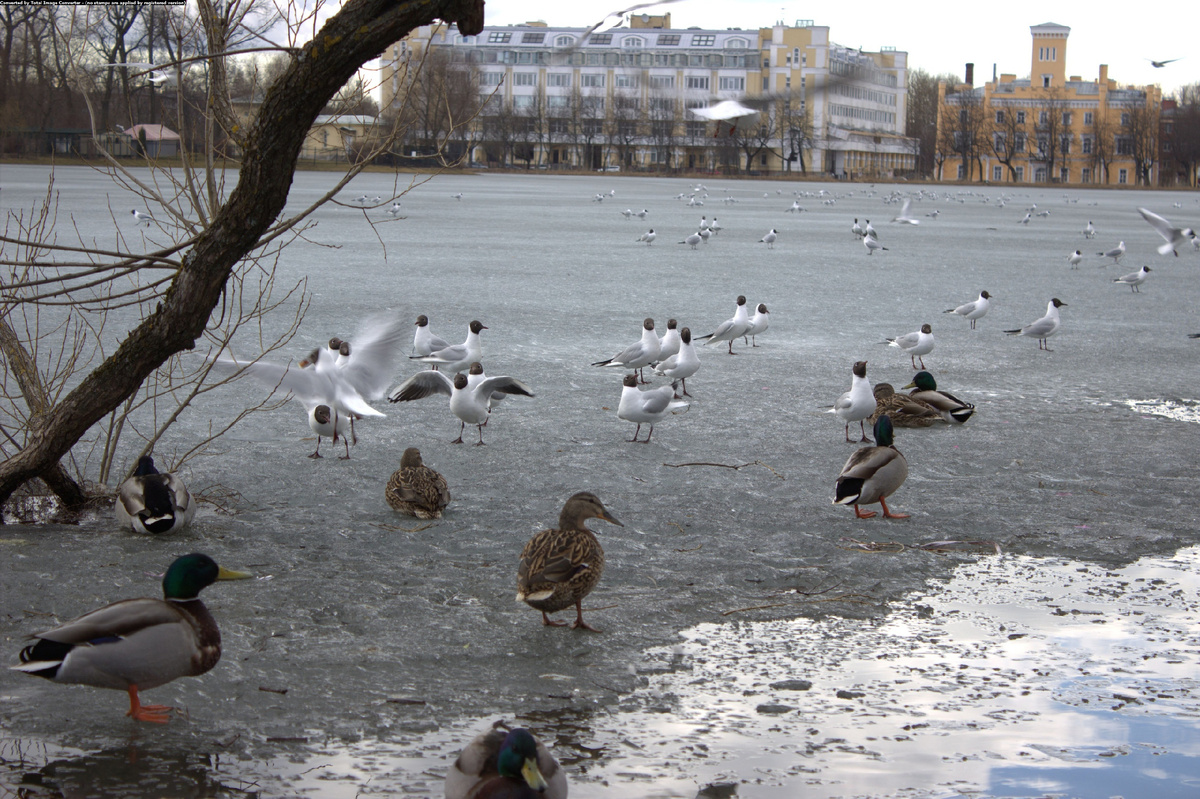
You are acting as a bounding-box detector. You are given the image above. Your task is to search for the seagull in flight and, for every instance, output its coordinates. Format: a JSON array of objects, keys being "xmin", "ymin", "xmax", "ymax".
[
  {"xmin": 102, "ymin": 62, "xmax": 177, "ymax": 87},
  {"xmin": 1148, "ymin": 58, "xmax": 1180, "ymax": 68},
  {"xmin": 1138, "ymin": 207, "xmax": 1196, "ymax": 256},
  {"xmin": 890, "ymin": 198, "xmax": 920, "ymax": 225}
]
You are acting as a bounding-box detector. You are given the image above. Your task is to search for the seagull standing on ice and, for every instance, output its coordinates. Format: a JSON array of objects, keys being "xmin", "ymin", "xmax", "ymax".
[
  {"xmin": 636, "ymin": 229, "xmax": 656, "ymax": 245},
  {"xmin": 1098, "ymin": 241, "xmax": 1126, "ymax": 264},
  {"xmin": 388, "ymin": 369, "xmax": 533, "ymax": 446},
  {"xmin": 745, "ymin": 303, "xmax": 769, "ymax": 346},
  {"xmin": 130, "ymin": 209, "xmax": 153, "ymax": 226},
  {"xmin": 863, "ymin": 235, "xmax": 888, "ymax": 255},
  {"xmin": 1113, "ymin": 266, "xmax": 1151, "ymax": 292},
  {"xmin": 944, "ymin": 292, "xmax": 992, "ymax": 329},
  {"xmin": 759, "ymin": 229, "xmax": 778, "ymax": 248},
  {"xmin": 617, "ymin": 374, "xmax": 689, "ymax": 443},
  {"xmin": 1067, "ymin": 250, "xmax": 1083, "ymax": 269},
  {"xmin": 592, "ymin": 318, "xmax": 660, "ymax": 383},
  {"xmin": 680, "ymin": 232, "xmax": 702, "ymax": 249},
  {"xmin": 412, "ymin": 314, "xmax": 449, "ymax": 361},
  {"xmin": 695, "ymin": 295, "xmax": 751, "ymax": 355},
  {"xmin": 1004, "ymin": 299, "xmax": 1067, "ymax": 350},
  {"xmin": 410, "ymin": 320, "xmax": 485, "ymax": 374},
  {"xmin": 656, "ymin": 319, "xmax": 681, "ymax": 363},
  {"xmin": 653, "ymin": 328, "xmax": 700, "ymax": 397},
  {"xmin": 887, "ymin": 324, "xmax": 935, "ymax": 370},
  {"xmin": 831, "ymin": 361, "xmax": 877, "ymax": 443},
  {"xmin": 1083, "ymin": 221, "xmax": 1096, "ymax": 238}
]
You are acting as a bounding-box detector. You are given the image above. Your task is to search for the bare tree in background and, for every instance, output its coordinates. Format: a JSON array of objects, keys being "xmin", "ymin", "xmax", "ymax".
[
  {"xmin": 1123, "ymin": 101, "xmax": 1160, "ymax": 186},
  {"xmin": 989, "ymin": 106, "xmax": 1029, "ymax": 182},
  {"xmin": 0, "ymin": 0, "xmax": 486, "ymax": 517},
  {"xmin": 1164, "ymin": 83, "xmax": 1200, "ymax": 187}
]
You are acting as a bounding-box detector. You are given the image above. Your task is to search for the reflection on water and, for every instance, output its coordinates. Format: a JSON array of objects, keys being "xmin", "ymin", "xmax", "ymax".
[{"xmin": 6, "ymin": 549, "xmax": 1200, "ymax": 798}]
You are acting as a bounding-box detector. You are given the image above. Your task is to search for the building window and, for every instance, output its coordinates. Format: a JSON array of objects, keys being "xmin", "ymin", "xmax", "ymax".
[
  {"xmin": 1042, "ymin": 75, "xmax": 1051, "ymax": 88},
  {"xmin": 587, "ymin": 33, "xmax": 612, "ymax": 45},
  {"xmin": 1016, "ymin": 110, "xmax": 1026, "ymax": 124},
  {"xmin": 513, "ymin": 72, "xmax": 536, "ymax": 86},
  {"xmin": 1119, "ymin": 168, "xmax": 1128, "ymax": 184},
  {"xmin": 1060, "ymin": 167, "xmax": 1069, "ymax": 182},
  {"xmin": 547, "ymin": 72, "xmax": 570, "ymax": 87},
  {"xmin": 993, "ymin": 165, "xmax": 1003, "ymax": 181},
  {"xmin": 555, "ymin": 35, "xmax": 575, "ymax": 47},
  {"xmin": 615, "ymin": 73, "xmax": 638, "ymax": 88},
  {"xmin": 657, "ymin": 34, "xmax": 680, "ymax": 46},
  {"xmin": 650, "ymin": 75, "xmax": 675, "ymax": 89},
  {"xmin": 957, "ymin": 164, "xmax": 964, "ymax": 179},
  {"xmin": 993, "ymin": 133, "xmax": 1006, "ymax": 152},
  {"xmin": 719, "ymin": 76, "xmax": 745, "ymax": 92},
  {"xmin": 581, "ymin": 73, "xmax": 605, "ymax": 88},
  {"xmin": 996, "ymin": 110, "xmax": 1005, "ymax": 123},
  {"xmin": 1082, "ymin": 168, "xmax": 1091, "ymax": 183},
  {"xmin": 1062, "ymin": 112, "xmax": 1071, "ymax": 126},
  {"xmin": 487, "ymin": 32, "xmax": 512, "ymax": 44},
  {"xmin": 1084, "ymin": 111, "xmax": 1093, "ymax": 125},
  {"xmin": 1120, "ymin": 112, "xmax": 1130, "ymax": 126},
  {"xmin": 1115, "ymin": 136, "xmax": 1132, "ymax": 155},
  {"xmin": 1015, "ymin": 133, "xmax": 1026, "ymax": 150},
  {"xmin": 521, "ymin": 32, "xmax": 544, "ymax": 44},
  {"xmin": 482, "ymin": 72, "xmax": 503, "ymax": 86},
  {"xmin": 513, "ymin": 95, "xmax": 533, "ymax": 110},
  {"xmin": 1060, "ymin": 135, "xmax": 1071, "ymax": 154},
  {"xmin": 1035, "ymin": 167, "xmax": 1047, "ymax": 182},
  {"xmin": 1015, "ymin": 166, "xmax": 1024, "ymax": 181},
  {"xmin": 1039, "ymin": 111, "xmax": 1048, "ymax": 125},
  {"xmin": 1082, "ymin": 136, "xmax": 1092, "ymax": 154},
  {"xmin": 726, "ymin": 37, "xmax": 749, "ymax": 49},
  {"xmin": 547, "ymin": 95, "xmax": 569, "ymax": 110},
  {"xmin": 622, "ymin": 36, "xmax": 644, "ymax": 49},
  {"xmin": 685, "ymin": 75, "xmax": 710, "ymax": 90},
  {"xmin": 691, "ymin": 34, "xmax": 716, "ymax": 46}
]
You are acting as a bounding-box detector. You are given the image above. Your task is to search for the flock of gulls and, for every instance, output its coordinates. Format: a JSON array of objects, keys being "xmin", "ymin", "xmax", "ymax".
[{"xmin": 19, "ymin": 178, "xmax": 1199, "ymax": 798}]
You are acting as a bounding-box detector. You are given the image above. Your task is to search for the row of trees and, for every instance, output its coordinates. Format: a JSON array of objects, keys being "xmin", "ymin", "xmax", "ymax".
[{"xmin": 390, "ymin": 50, "xmax": 819, "ymax": 174}]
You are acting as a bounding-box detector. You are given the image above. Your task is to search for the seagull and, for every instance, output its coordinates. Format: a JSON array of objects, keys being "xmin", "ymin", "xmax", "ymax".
[
  {"xmin": 465, "ymin": 361, "xmax": 513, "ymax": 421},
  {"xmin": 1113, "ymin": 265, "xmax": 1151, "ymax": 292},
  {"xmin": 636, "ymin": 209, "xmax": 649, "ymax": 219},
  {"xmin": 130, "ymin": 209, "xmax": 153, "ymax": 226},
  {"xmin": 387, "ymin": 369, "xmax": 533, "ymax": 445},
  {"xmin": 102, "ymin": 62, "xmax": 177, "ymax": 87},
  {"xmin": 708, "ymin": 218, "xmax": 722, "ymax": 234},
  {"xmin": 695, "ymin": 295, "xmax": 751, "ymax": 355},
  {"xmin": 319, "ymin": 316, "xmax": 408, "ymax": 441},
  {"xmin": 1004, "ymin": 298, "xmax": 1067, "ymax": 351},
  {"xmin": 689, "ymin": 99, "xmax": 758, "ymax": 122},
  {"xmin": 699, "ymin": 228, "xmax": 712, "ymax": 245},
  {"xmin": 890, "ymin": 198, "xmax": 920, "ymax": 225},
  {"xmin": 745, "ymin": 303, "xmax": 769, "ymax": 346},
  {"xmin": 617, "ymin": 374, "xmax": 689, "ymax": 443},
  {"xmin": 699, "ymin": 216, "xmax": 709, "ymax": 230},
  {"xmin": 1067, "ymin": 250, "xmax": 1083, "ymax": 269},
  {"xmin": 1098, "ymin": 241, "xmax": 1126, "ymax": 264},
  {"xmin": 652, "ymin": 327, "xmax": 700, "ymax": 397},
  {"xmin": 887, "ymin": 324, "xmax": 935, "ymax": 369},
  {"xmin": 411, "ymin": 314, "xmax": 450, "ymax": 362},
  {"xmin": 621, "ymin": 208, "xmax": 635, "ymax": 219},
  {"xmin": 759, "ymin": 229, "xmax": 778, "ymax": 249},
  {"xmin": 864, "ymin": 220, "xmax": 877, "ymax": 238},
  {"xmin": 207, "ymin": 345, "xmax": 385, "ymax": 456},
  {"xmin": 1148, "ymin": 58, "xmax": 1180, "ymax": 68},
  {"xmin": 1083, "ymin": 221, "xmax": 1096, "ymax": 239},
  {"xmin": 387, "ymin": 202, "xmax": 403, "ymax": 217},
  {"xmin": 636, "ymin": 229, "xmax": 656, "ymax": 245},
  {"xmin": 1018, "ymin": 212, "xmax": 1032, "ymax": 225},
  {"xmin": 656, "ymin": 318, "xmax": 681, "ymax": 362},
  {"xmin": 592, "ymin": 318, "xmax": 660, "ymax": 383},
  {"xmin": 680, "ymin": 232, "xmax": 702, "ymax": 249},
  {"xmin": 451, "ymin": 192, "xmax": 463, "ymax": 200},
  {"xmin": 944, "ymin": 291, "xmax": 991, "ymax": 329},
  {"xmin": 852, "ymin": 218, "xmax": 864, "ymax": 237},
  {"xmin": 409, "ymin": 320, "xmax": 486, "ymax": 373},
  {"xmin": 863, "ymin": 234, "xmax": 888, "ymax": 255},
  {"xmin": 831, "ymin": 360, "xmax": 877, "ymax": 443},
  {"xmin": 306, "ymin": 402, "xmax": 351, "ymax": 459},
  {"xmin": 1138, "ymin": 207, "xmax": 1196, "ymax": 256},
  {"xmin": 787, "ymin": 200, "xmax": 804, "ymax": 213}
]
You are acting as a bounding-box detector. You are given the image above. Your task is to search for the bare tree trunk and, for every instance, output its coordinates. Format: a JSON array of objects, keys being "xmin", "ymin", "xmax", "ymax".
[{"xmin": 0, "ymin": 0, "xmax": 485, "ymax": 516}]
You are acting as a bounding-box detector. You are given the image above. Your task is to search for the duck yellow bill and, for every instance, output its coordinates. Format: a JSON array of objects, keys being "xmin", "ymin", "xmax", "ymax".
[
  {"xmin": 217, "ymin": 566, "xmax": 253, "ymax": 581},
  {"xmin": 521, "ymin": 758, "xmax": 549, "ymax": 791}
]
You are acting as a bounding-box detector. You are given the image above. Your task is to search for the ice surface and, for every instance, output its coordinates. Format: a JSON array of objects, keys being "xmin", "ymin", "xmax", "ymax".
[{"xmin": 2, "ymin": 166, "xmax": 1199, "ymax": 795}]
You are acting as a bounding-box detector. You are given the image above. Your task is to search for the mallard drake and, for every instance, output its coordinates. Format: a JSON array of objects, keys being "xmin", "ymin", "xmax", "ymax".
[
  {"xmin": 385, "ymin": 447, "xmax": 451, "ymax": 519},
  {"xmin": 833, "ymin": 415, "xmax": 910, "ymax": 519},
  {"xmin": 869, "ymin": 383, "xmax": 944, "ymax": 428},
  {"xmin": 11, "ymin": 553, "xmax": 250, "ymax": 723},
  {"xmin": 516, "ymin": 492, "xmax": 623, "ymax": 632},
  {"xmin": 114, "ymin": 455, "xmax": 196, "ymax": 534},
  {"xmin": 902, "ymin": 371, "xmax": 975, "ymax": 423},
  {"xmin": 445, "ymin": 726, "xmax": 567, "ymax": 799}
]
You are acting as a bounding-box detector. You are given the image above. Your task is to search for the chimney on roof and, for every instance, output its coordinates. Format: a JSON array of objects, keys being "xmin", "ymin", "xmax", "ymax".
[{"xmin": 965, "ymin": 63, "xmax": 974, "ymax": 86}]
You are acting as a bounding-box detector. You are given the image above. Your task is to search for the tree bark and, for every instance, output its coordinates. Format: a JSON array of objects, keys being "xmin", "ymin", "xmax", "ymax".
[{"xmin": 0, "ymin": 0, "xmax": 485, "ymax": 516}]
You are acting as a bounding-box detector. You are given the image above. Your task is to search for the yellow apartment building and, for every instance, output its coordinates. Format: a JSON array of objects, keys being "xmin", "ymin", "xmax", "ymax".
[{"xmin": 936, "ymin": 23, "xmax": 1162, "ymax": 185}]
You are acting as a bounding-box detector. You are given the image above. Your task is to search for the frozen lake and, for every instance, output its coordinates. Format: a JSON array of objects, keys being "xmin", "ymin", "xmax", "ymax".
[{"xmin": 2, "ymin": 165, "xmax": 1200, "ymax": 797}]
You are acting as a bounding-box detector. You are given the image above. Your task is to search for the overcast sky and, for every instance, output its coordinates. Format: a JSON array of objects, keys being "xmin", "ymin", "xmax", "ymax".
[{"xmin": 477, "ymin": 0, "xmax": 1192, "ymax": 96}]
